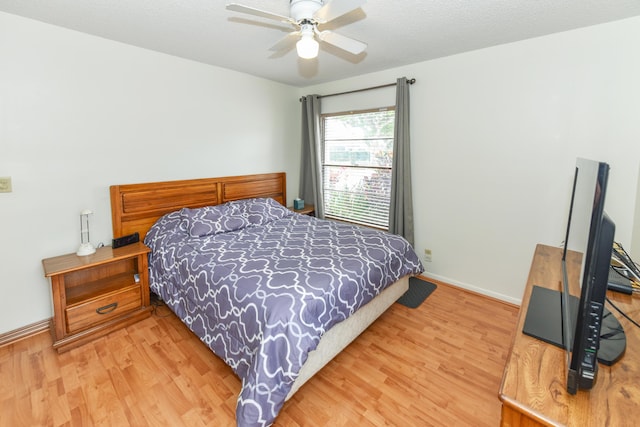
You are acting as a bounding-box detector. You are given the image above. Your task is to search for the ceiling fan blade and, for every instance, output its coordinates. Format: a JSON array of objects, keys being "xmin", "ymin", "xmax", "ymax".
[
  {"xmin": 313, "ymin": 0, "xmax": 366, "ymax": 24},
  {"xmin": 269, "ymin": 31, "xmax": 301, "ymax": 52},
  {"xmin": 318, "ymin": 30, "xmax": 367, "ymax": 55},
  {"xmin": 226, "ymin": 3, "xmax": 294, "ymax": 25}
]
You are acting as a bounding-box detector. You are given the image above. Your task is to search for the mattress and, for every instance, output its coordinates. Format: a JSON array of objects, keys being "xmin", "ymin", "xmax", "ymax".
[{"xmin": 144, "ymin": 198, "xmax": 423, "ymax": 426}]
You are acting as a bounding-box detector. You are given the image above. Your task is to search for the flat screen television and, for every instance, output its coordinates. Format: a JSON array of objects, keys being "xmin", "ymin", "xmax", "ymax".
[{"xmin": 523, "ymin": 157, "xmax": 626, "ymax": 394}]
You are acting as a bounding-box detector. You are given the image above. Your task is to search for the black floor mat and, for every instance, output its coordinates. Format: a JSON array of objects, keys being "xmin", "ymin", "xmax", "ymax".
[{"xmin": 396, "ymin": 277, "xmax": 438, "ymax": 308}]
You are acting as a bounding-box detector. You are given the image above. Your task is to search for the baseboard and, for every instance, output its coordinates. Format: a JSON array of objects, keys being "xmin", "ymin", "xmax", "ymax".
[
  {"xmin": 419, "ymin": 273, "xmax": 521, "ymax": 308},
  {"xmin": 0, "ymin": 319, "xmax": 51, "ymax": 348}
]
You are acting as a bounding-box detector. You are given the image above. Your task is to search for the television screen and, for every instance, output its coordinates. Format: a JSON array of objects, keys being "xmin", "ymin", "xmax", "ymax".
[
  {"xmin": 523, "ymin": 157, "xmax": 625, "ymax": 394},
  {"xmin": 563, "ymin": 158, "xmax": 617, "ymax": 393}
]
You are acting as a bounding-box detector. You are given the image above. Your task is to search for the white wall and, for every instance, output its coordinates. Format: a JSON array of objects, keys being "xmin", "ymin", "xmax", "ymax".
[
  {"xmin": 300, "ymin": 16, "xmax": 640, "ymax": 303},
  {"xmin": 633, "ymin": 168, "xmax": 640, "ymax": 258},
  {"xmin": 2, "ymin": 12, "xmax": 639, "ymax": 335},
  {"xmin": 0, "ymin": 12, "xmax": 300, "ymax": 334}
]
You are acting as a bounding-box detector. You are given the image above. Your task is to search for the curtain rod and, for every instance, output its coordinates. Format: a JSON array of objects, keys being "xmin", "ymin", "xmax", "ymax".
[{"xmin": 299, "ymin": 78, "xmax": 415, "ymax": 102}]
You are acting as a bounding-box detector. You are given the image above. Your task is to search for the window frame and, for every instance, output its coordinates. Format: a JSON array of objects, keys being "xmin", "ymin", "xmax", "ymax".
[{"xmin": 320, "ymin": 106, "xmax": 396, "ymax": 230}]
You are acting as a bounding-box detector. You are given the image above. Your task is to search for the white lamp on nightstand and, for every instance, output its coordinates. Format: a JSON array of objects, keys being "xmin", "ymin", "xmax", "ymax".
[{"xmin": 76, "ymin": 209, "xmax": 96, "ymax": 256}]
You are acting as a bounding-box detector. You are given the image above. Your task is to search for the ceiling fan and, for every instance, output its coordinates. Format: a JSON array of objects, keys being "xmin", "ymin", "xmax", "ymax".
[{"xmin": 226, "ymin": 0, "xmax": 367, "ymax": 59}]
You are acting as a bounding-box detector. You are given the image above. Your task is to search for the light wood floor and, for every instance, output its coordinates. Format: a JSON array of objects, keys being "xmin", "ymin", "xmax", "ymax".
[{"xmin": 0, "ymin": 281, "xmax": 518, "ymax": 426}]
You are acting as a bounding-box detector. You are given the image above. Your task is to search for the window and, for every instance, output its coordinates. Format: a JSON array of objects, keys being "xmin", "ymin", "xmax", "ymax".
[{"xmin": 322, "ymin": 107, "xmax": 395, "ymax": 229}]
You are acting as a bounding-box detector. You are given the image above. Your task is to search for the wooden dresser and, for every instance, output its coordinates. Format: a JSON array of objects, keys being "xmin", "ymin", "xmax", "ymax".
[
  {"xmin": 43, "ymin": 242, "xmax": 153, "ymax": 352},
  {"xmin": 499, "ymin": 244, "xmax": 640, "ymax": 426}
]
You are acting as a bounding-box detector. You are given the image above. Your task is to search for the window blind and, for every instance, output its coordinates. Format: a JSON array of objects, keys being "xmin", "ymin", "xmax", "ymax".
[{"xmin": 322, "ymin": 108, "xmax": 394, "ymax": 229}]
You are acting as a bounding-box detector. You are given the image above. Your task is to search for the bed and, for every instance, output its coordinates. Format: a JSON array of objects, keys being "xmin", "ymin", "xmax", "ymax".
[{"xmin": 110, "ymin": 172, "xmax": 423, "ymax": 427}]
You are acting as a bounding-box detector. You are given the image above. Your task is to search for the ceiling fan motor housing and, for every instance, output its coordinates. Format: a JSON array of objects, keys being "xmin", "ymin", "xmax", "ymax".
[{"xmin": 290, "ymin": 0, "xmax": 323, "ymax": 22}]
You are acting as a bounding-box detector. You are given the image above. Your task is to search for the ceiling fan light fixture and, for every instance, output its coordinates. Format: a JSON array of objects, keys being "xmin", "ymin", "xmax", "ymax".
[
  {"xmin": 228, "ymin": 0, "xmax": 368, "ymax": 59},
  {"xmin": 296, "ymin": 32, "xmax": 319, "ymax": 59}
]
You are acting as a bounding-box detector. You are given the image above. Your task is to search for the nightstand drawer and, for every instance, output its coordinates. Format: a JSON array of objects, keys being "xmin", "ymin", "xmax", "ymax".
[{"xmin": 66, "ymin": 284, "xmax": 142, "ymax": 333}]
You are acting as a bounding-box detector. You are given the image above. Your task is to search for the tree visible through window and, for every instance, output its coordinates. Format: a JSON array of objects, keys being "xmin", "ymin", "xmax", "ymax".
[{"xmin": 322, "ymin": 107, "xmax": 395, "ymax": 229}]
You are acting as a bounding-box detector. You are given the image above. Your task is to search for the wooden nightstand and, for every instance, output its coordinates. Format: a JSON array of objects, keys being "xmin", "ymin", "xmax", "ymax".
[
  {"xmin": 289, "ymin": 204, "xmax": 315, "ymax": 216},
  {"xmin": 42, "ymin": 242, "xmax": 153, "ymax": 353}
]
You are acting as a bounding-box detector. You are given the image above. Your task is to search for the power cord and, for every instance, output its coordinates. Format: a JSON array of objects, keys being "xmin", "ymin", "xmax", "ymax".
[
  {"xmin": 603, "ymin": 242, "xmax": 640, "ymax": 332},
  {"xmin": 611, "ymin": 242, "xmax": 640, "ymax": 292},
  {"xmin": 606, "ymin": 296, "xmax": 640, "ymax": 330},
  {"xmin": 150, "ymin": 293, "xmax": 173, "ymax": 318},
  {"xmin": 599, "ymin": 309, "xmax": 626, "ymax": 340}
]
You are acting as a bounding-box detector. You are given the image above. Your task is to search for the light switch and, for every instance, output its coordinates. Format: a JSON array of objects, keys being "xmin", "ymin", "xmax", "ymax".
[{"xmin": 0, "ymin": 177, "xmax": 12, "ymax": 193}]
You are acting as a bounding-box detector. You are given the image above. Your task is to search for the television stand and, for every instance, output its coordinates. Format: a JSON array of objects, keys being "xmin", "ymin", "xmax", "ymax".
[{"xmin": 523, "ymin": 285, "xmax": 626, "ymax": 365}]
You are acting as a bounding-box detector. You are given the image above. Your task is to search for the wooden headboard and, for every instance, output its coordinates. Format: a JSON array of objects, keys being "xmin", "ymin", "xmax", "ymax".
[{"xmin": 110, "ymin": 172, "xmax": 286, "ymax": 239}]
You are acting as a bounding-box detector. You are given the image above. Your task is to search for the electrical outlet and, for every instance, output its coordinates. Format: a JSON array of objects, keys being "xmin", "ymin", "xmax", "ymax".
[
  {"xmin": 0, "ymin": 177, "xmax": 12, "ymax": 193},
  {"xmin": 424, "ymin": 248, "xmax": 432, "ymax": 262}
]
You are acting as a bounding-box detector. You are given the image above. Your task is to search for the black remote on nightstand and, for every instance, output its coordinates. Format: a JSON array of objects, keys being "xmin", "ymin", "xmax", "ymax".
[{"xmin": 112, "ymin": 232, "xmax": 139, "ymax": 248}]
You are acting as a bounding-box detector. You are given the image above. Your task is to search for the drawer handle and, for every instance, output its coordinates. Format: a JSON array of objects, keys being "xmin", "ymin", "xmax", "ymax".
[{"xmin": 96, "ymin": 302, "xmax": 118, "ymax": 315}]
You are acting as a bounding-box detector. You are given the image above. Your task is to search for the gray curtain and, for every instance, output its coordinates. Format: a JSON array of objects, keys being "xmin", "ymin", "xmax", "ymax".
[
  {"xmin": 389, "ymin": 77, "xmax": 415, "ymax": 246},
  {"xmin": 299, "ymin": 95, "xmax": 325, "ymax": 218}
]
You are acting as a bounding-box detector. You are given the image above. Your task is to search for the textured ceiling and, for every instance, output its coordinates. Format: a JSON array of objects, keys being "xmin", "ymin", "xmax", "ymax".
[{"xmin": 1, "ymin": 0, "xmax": 640, "ymax": 87}]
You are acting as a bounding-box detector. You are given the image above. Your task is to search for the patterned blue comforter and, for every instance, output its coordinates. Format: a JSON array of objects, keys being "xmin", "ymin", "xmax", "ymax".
[{"xmin": 144, "ymin": 198, "xmax": 423, "ymax": 426}]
